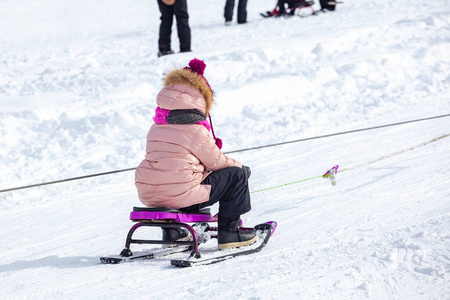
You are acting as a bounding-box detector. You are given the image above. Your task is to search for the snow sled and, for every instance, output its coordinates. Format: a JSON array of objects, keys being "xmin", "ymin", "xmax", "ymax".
[
  {"xmin": 100, "ymin": 207, "xmax": 277, "ymax": 267},
  {"xmin": 260, "ymin": 1, "xmax": 316, "ymax": 18}
]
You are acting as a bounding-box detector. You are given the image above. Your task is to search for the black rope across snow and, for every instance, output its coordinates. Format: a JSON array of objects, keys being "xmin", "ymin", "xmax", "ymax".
[{"xmin": 1, "ymin": 113, "xmax": 449, "ymax": 194}]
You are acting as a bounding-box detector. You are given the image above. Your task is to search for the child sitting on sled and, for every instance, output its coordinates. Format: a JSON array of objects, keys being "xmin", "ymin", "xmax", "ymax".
[{"xmin": 135, "ymin": 58, "xmax": 256, "ymax": 250}]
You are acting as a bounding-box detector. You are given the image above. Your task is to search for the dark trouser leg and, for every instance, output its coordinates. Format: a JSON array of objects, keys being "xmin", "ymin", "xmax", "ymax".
[
  {"xmin": 224, "ymin": 0, "xmax": 236, "ymax": 22},
  {"xmin": 173, "ymin": 0, "xmax": 191, "ymax": 52},
  {"xmin": 237, "ymin": 0, "xmax": 247, "ymax": 23},
  {"xmin": 180, "ymin": 166, "xmax": 251, "ymax": 219},
  {"xmin": 320, "ymin": 0, "xmax": 336, "ymax": 10},
  {"xmin": 179, "ymin": 167, "xmax": 256, "ymax": 249},
  {"xmin": 157, "ymin": 0, "xmax": 174, "ymax": 52},
  {"xmin": 218, "ymin": 216, "xmax": 241, "ymax": 232},
  {"xmin": 278, "ymin": 0, "xmax": 286, "ymax": 14}
]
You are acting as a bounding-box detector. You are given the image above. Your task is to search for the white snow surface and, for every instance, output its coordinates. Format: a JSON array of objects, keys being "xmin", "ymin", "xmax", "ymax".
[{"xmin": 1, "ymin": 0, "xmax": 450, "ymax": 299}]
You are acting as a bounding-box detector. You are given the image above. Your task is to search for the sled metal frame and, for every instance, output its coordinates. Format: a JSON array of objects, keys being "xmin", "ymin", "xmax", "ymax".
[
  {"xmin": 293, "ymin": 5, "xmax": 315, "ymax": 15},
  {"xmin": 289, "ymin": 3, "xmax": 315, "ymax": 16},
  {"xmin": 119, "ymin": 207, "xmax": 217, "ymax": 259}
]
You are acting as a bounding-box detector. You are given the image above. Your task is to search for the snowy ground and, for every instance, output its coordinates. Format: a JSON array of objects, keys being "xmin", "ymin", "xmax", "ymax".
[{"xmin": 1, "ymin": 0, "xmax": 449, "ymax": 299}]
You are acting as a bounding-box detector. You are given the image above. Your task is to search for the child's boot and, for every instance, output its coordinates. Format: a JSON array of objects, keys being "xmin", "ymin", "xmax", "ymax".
[{"xmin": 218, "ymin": 216, "xmax": 257, "ymax": 249}]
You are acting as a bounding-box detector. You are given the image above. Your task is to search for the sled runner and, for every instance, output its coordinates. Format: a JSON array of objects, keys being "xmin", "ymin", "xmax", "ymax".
[
  {"xmin": 100, "ymin": 207, "xmax": 277, "ymax": 267},
  {"xmin": 171, "ymin": 222, "xmax": 276, "ymax": 267}
]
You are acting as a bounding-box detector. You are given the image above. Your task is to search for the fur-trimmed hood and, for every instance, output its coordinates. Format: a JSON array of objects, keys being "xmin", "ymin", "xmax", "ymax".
[{"xmin": 162, "ymin": 60, "xmax": 214, "ymax": 116}]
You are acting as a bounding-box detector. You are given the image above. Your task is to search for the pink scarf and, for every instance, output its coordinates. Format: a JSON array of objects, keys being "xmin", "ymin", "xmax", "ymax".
[{"xmin": 153, "ymin": 107, "xmax": 223, "ymax": 149}]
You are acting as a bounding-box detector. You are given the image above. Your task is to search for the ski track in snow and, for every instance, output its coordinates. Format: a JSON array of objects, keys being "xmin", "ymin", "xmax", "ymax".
[{"xmin": 0, "ymin": 0, "xmax": 449, "ymax": 299}]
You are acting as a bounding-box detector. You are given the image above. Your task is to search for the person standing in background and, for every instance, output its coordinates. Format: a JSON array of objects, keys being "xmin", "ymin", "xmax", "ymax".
[
  {"xmin": 224, "ymin": 0, "xmax": 248, "ymax": 26},
  {"xmin": 157, "ymin": 0, "xmax": 191, "ymax": 57}
]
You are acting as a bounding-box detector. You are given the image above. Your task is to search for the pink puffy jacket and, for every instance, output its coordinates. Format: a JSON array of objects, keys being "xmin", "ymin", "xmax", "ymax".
[{"xmin": 135, "ymin": 83, "xmax": 242, "ymax": 209}]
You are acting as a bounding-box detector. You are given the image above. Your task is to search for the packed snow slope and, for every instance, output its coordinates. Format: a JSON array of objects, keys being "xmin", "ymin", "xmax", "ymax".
[{"xmin": 1, "ymin": 0, "xmax": 449, "ymax": 299}]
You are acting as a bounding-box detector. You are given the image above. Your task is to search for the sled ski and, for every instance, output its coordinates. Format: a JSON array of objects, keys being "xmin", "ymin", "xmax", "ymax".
[
  {"xmin": 100, "ymin": 245, "xmax": 191, "ymax": 264},
  {"xmin": 100, "ymin": 207, "xmax": 276, "ymax": 266},
  {"xmin": 171, "ymin": 222, "xmax": 276, "ymax": 267}
]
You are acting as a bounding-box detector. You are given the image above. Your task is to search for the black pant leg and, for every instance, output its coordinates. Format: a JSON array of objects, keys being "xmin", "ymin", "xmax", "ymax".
[
  {"xmin": 320, "ymin": 0, "xmax": 336, "ymax": 10},
  {"xmin": 277, "ymin": 0, "xmax": 286, "ymax": 14},
  {"xmin": 224, "ymin": 0, "xmax": 236, "ymax": 22},
  {"xmin": 237, "ymin": 0, "xmax": 247, "ymax": 23},
  {"xmin": 180, "ymin": 167, "xmax": 251, "ymax": 218},
  {"xmin": 157, "ymin": 0, "xmax": 174, "ymax": 52},
  {"xmin": 173, "ymin": 0, "xmax": 191, "ymax": 52}
]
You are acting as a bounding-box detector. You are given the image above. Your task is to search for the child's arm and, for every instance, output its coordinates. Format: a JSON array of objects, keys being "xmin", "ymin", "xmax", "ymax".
[{"xmin": 191, "ymin": 126, "xmax": 242, "ymax": 171}]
